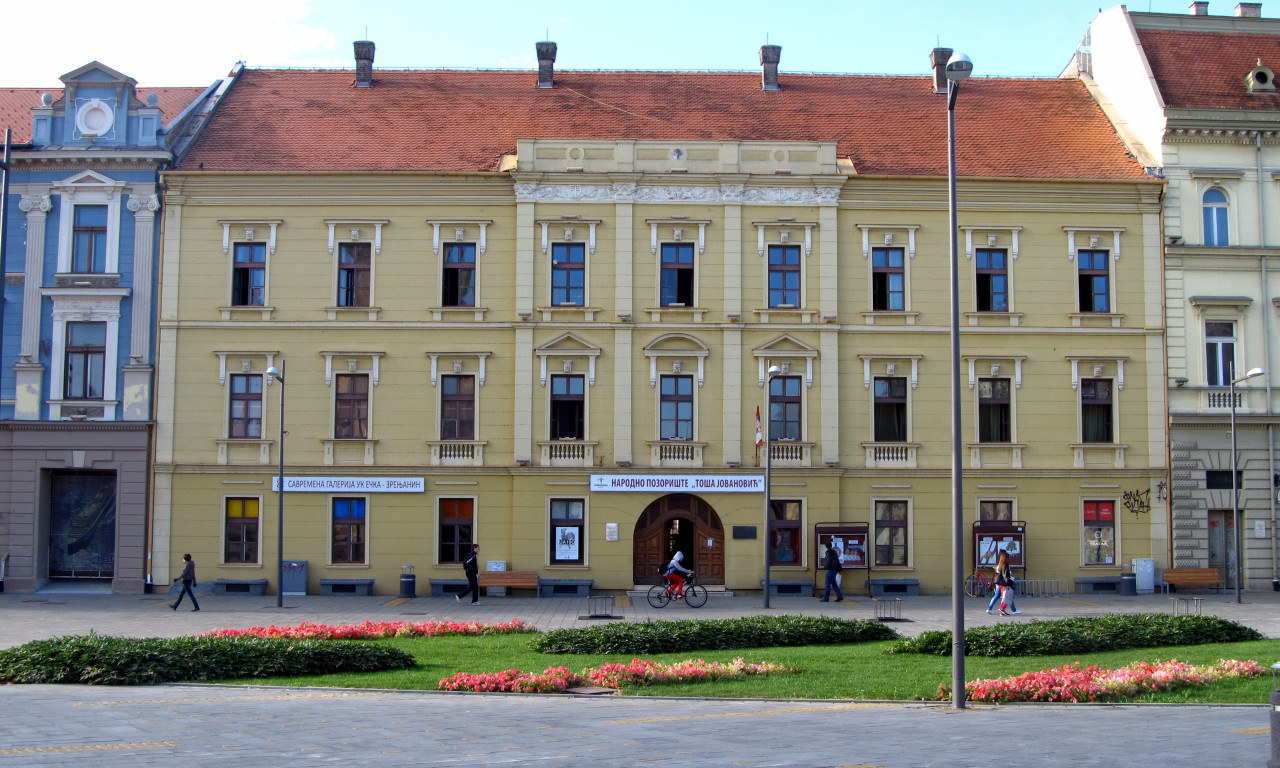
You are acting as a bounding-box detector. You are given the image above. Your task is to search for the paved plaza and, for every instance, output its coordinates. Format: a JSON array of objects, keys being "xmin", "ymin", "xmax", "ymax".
[{"xmin": 0, "ymin": 588, "xmax": 1277, "ymax": 767}]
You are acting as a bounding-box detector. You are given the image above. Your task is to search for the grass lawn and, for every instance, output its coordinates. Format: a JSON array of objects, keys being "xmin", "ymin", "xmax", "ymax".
[{"xmin": 219, "ymin": 633, "xmax": 1280, "ymax": 703}]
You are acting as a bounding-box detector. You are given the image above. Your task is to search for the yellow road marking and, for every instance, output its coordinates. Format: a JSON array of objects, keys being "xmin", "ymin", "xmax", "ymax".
[
  {"xmin": 384, "ymin": 597, "xmax": 410, "ymax": 606},
  {"xmin": 73, "ymin": 692, "xmax": 386, "ymax": 707},
  {"xmin": 0, "ymin": 742, "xmax": 177, "ymax": 755},
  {"xmin": 1233, "ymin": 727, "xmax": 1269, "ymax": 735},
  {"xmin": 1047, "ymin": 596, "xmax": 1104, "ymax": 606},
  {"xmin": 608, "ymin": 703, "xmax": 892, "ymax": 724}
]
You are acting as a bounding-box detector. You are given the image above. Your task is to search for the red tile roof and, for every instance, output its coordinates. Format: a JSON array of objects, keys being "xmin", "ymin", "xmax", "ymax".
[
  {"xmin": 1136, "ymin": 27, "xmax": 1280, "ymax": 110},
  {"xmin": 180, "ymin": 69, "xmax": 1147, "ymax": 180},
  {"xmin": 0, "ymin": 87, "xmax": 207, "ymax": 144}
]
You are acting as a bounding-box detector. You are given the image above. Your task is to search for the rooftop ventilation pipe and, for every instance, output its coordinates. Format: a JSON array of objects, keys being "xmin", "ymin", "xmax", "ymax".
[{"xmin": 354, "ymin": 41, "xmax": 375, "ymax": 87}]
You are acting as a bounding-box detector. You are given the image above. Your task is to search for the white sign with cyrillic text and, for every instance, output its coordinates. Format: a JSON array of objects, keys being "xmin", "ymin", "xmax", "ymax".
[
  {"xmin": 590, "ymin": 475, "xmax": 764, "ymax": 493},
  {"xmin": 271, "ymin": 477, "xmax": 425, "ymax": 493}
]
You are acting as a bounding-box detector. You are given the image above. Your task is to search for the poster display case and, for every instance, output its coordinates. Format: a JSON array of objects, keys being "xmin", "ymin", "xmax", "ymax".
[{"xmin": 813, "ymin": 523, "xmax": 869, "ymax": 593}]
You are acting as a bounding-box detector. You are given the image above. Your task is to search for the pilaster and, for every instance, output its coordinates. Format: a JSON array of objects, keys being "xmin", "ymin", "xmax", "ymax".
[
  {"xmin": 613, "ymin": 326, "xmax": 633, "ymax": 464},
  {"xmin": 820, "ymin": 328, "xmax": 841, "ymax": 464},
  {"xmin": 721, "ymin": 326, "xmax": 743, "ymax": 465},
  {"xmin": 514, "ymin": 326, "xmax": 534, "ymax": 463}
]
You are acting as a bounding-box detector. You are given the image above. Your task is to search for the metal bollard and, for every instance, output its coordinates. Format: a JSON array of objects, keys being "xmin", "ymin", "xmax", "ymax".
[
  {"xmin": 1270, "ymin": 662, "xmax": 1280, "ymax": 768},
  {"xmin": 399, "ymin": 565, "xmax": 416, "ymax": 598}
]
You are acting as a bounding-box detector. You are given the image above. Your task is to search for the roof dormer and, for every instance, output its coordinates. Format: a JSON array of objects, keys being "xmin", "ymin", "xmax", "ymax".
[
  {"xmin": 1247, "ymin": 59, "xmax": 1277, "ymax": 94},
  {"xmin": 37, "ymin": 61, "xmax": 161, "ymax": 149}
]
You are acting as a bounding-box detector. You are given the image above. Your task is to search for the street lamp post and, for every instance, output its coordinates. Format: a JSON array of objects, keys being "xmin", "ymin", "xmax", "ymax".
[
  {"xmin": 764, "ymin": 364, "xmax": 781, "ymax": 609},
  {"xmin": 1230, "ymin": 367, "xmax": 1264, "ymax": 605},
  {"xmin": 266, "ymin": 363, "xmax": 287, "ymax": 608},
  {"xmin": 945, "ymin": 51, "xmax": 973, "ymax": 710}
]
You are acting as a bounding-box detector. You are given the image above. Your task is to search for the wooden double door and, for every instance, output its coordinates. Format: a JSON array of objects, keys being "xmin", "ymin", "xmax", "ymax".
[{"xmin": 632, "ymin": 494, "xmax": 724, "ymax": 585}]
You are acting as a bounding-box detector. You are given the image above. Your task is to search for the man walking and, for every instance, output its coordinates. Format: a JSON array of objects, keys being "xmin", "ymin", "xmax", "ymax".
[
  {"xmin": 171, "ymin": 554, "xmax": 200, "ymax": 612},
  {"xmin": 820, "ymin": 541, "xmax": 844, "ymax": 602},
  {"xmin": 455, "ymin": 543, "xmax": 480, "ymax": 605}
]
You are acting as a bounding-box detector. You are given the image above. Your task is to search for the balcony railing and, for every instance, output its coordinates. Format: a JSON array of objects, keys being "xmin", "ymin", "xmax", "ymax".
[
  {"xmin": 649, "ymin": 440, "xmax": 707, "ymax": 467},
  {"xmin": 427, "ymin": 440, "xmax": 487, "ymax": 467},
  {"xmin": 766, "ymin": 441, "xmax": 814, "ymax": 467},
  {"xmin": 538, "ymin": 440, "xmax": 598, "ymax": 467},
  {"xmin": 861, "ymin": 442, "xmax": 919, "ymax": 469}
]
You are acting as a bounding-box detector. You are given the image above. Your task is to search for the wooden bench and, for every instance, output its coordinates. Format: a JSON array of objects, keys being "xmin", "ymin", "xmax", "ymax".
[
  {"xmin": 1160, "ymin": 567, "xmax": 1224, "ymax": 593},
  {"xmin": 478, "ymin": 570, "xmax": 541, "ymax": 597}
]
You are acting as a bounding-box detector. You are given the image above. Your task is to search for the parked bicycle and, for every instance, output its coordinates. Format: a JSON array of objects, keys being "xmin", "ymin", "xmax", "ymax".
[
  {"xmin": 647, "ymin": 571, "xmax": 708, "ymax": 608},
  {"xmin": 964, "ymin": 567, "xmax": 996, "ymax": 598}
]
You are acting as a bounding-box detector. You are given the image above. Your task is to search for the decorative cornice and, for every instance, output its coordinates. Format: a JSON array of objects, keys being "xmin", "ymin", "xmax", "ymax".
[{"xmin": 514, "ymin": 182, "xmax": 832, "ymax": 204}]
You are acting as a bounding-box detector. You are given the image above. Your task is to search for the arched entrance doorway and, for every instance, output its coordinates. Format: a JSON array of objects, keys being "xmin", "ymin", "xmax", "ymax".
[{"xmin": 632, "ymin": 494, "xmax": 724, "ymax": 585}]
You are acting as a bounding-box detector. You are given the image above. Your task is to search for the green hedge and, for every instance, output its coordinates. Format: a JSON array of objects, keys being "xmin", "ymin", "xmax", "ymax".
[
  {"xmin": 887, "ymin": 614, "xmax": 1264, "ymax": 657},
  {"xmin": 532, "ymin": 615, "xmax": 900, "ymax": 655},
  {"xmin": 0, "ymin": 633, "xmax": 414, "ymax": 685}
]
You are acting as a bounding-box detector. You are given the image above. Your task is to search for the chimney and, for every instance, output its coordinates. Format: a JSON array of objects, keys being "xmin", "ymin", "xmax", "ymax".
[
  {"xmin": 536, "ymin": 41, "xmax": 557, "ymax": 89},
  {"xmin": 760, "ymin": 44, "xmax": 781, "ymax": 91},
  {"xmin": 931, "ymin": 47, "xmax": 955, "ymax": 93},
  {"xmin": 1237, "ymin": 2, "xmax": 1262, "ymax": 16},
  {"xmin": 354, "ymin": 40, "xmax": 375, "ymax": 87},
  {"xmin": 1189, "ymin": 1, "xmax": 1209, "ymax": 13}
]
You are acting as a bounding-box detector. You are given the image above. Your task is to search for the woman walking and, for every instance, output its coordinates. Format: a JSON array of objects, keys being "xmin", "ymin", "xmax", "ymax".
[{"xmin": 990, "ymin": 550, "xmax": 1021, "ymax": 616}]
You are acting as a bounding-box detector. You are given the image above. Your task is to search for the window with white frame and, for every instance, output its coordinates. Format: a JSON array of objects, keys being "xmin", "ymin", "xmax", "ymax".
[
  {"xmin": 442, "ymin": 243, "xmax": 476, "ymax": 307},
  {"xmin": 64, "ymin": 322, "xmax": 106, "ymax": 400},
  {"xmin": 54, "ymin": 171, "xmax": 124, "ymax": 275},
  {"xmin": 228, "ymin": 373, "xmax": 263, "ymax": 438},
  {"xmin": 1080, "ymin": 378, "xmax": 1113, "ymax": 443},
  {"xmin": 873, "ymin": 376, "xmax": 908, "ymax": 442},
  {"xmin": 549, "ymin": 498, "xmax": 585, "ymax": 565},
  {"xmin": 224, "ymin": 497, "xmax": 260, "ymax": 564},
  {"xmin": 334, "ymin": 373, "xmax": 370, "ymax": 439},
  {"xmin": 1082, "ymin": 499, "xmax": 1115, "ymax": 565},
  {"xmin": 551, "ymin": 243, "xmax": 586, "ymax": 306},
  {"xmin": 767, "ymin": 245, "xmax": 801, "ymax": 308},
  {"xmin": 232, "ymin": 243, "xmax": 266, "ymax": 307},
  {"xmin": 769, "ymin": 375, "xmax": 803, "ymax": 441},
  {"xmin": 550, "ymin": 374, "xmax": 585, "ymax": 440},
  {"xmin": 331, "ymin": 497, "xmax": 367, "ymax": 564},
  {"xmin": 979, "ymin": 499, "xmax": 1013, "ymax": 522},
  {"xmin": 438, "ymin": 498, "xmax": 473, "ymax": 564},
  {"xmin": 1203, "ymin": 188, "xmax": 1229, "ymax": 246},
  {"xmin": 659, "ymin": 375, "xmax": 694, "ymax": 440},
  {"xmin": 871, "ymin": 247, "xmax": 905, "ymax": 311},
  {"xmin": 874, "ymin": 499, "xmax": 909, "ymax": 566},
  {"xmin": 440, "ymin": 374, "xmax": 475, "ymax": 440},
  {"xmin": 977, "ymin": 377, "xmax": 1011, "ymax": 442},
  {"xmin": 337, "ymin": 243, "xmax": 372, "ymax": 307},
  {"xmin": 661, "ymin": 243, "xmax": 696, "ymax": 307},
  {"xmin": 1077, "ymin": 249, "xmax": 1110, "ymax": 313},
  {"xmin": 769, "ymin": 499, "xmax": 802, "ymax": 565},
  {"xmin": 974, "ymin": 248, "xmax": 1009, "ymax": 312},
  {"xmin": 71, "ymin": 205, "xmax": 108, "ymax": 273},
  {"xmin": 1205, "ymin": 320, "xmax": 1236, "ymax": 387}
]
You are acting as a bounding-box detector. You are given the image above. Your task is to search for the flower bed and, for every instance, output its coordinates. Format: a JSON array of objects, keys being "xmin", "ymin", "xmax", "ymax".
[
  {"xmin": 205, "ymin": 619, "xmax": 536, "ymax": 640},
  {"xmin": 937, "ymin": 658, "xmax": 1265, "ymax": 703},
  {"xmin": 439, "ymin": 657, "xmax": 797, "ymax": 694}
]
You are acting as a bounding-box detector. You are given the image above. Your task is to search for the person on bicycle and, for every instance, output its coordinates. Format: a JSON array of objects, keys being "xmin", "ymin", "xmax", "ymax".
[{"xmin": 664, "ymin": 551, "xmax": 692, "ymax": 599}]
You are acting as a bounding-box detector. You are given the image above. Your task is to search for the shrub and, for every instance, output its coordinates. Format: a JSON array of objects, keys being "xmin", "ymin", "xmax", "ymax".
[
  {"xmin": 936, "ymin": 658, "xmax": 1265, "ymax": 703},
  {"xmin": 887, "ymin": 613, "xmax": 1263, "ymax": 657},
  {"xmin": 531, "ymin": 615, "xmax": 899, "ymax": 654},
  {"xmin": 206, "ymin": 619, "xmax": 536, "ymax": 640},
  {"xmin": 0, "ymin": 633, "xmax": 414, "ymax": 685}
]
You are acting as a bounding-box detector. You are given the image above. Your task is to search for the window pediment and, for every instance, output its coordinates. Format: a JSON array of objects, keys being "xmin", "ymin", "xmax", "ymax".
[
  {"xmin": 325, "ymin": 220, "xmax": 388, "ymax": 255},
  {"xmin": 213, "ymin": 350, "xmax": 280, "ymax": 385},
  {"xmin": 1066, "ymin": 356, "xmax": 1128, "ymax": 391},
  {"xmin": 426, "ymin": 351, "xmax": 491, "ymax": 387},
  {"xmin": 644, "ymin": 333, "xmax": 710, "ymax": 388},
  {"xmin": 320, "ymin": 351, "xmax": 385, "ymax": 387},
  {"xmin": 962, "ymin": 354, "xmax": 1026, "ymax": 389},
  {"xmin": 1063, "ymin": 227, "xmax": 1124, "ymax": 262},
  {"xmin": 856, "ymin": 224, "xmax": 920, "ymax": 259},
  {"xmin": 428, "ymin": 220, "xmax": 491, "ymax": 255},
  {"xmin": 535, "ymin": 333, "xmax": 601, "ymax": 387},
  {"xmin": 647, "ymin": 218, "xmax": 709, "ymax": 255},
  {"xmin": 220, "ymin": 220, "xmax": 282, "ymax": 255},
  {"xmin": 538, "ymin": 218, "xmax": 600, "ymax": 254},
  {"xmin": 960, "ymin": 226, "xmax": 1022, "ymax": 260},
  {"xmin": 753, "ymin": 334, "xmax": 819, "ymax": 388},
  {"xmin": 754, "ymin": 219, "xmax": 816, "ymax": 256},
  {"xmin": 859, "ymin": 354, "xmax": 923, "ymax": 390}
]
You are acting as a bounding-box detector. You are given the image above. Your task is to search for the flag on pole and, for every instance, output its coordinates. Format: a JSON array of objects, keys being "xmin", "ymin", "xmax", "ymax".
[{"xmin": 755, "ymin": 406, "xmax": 764, "ymax": 447}]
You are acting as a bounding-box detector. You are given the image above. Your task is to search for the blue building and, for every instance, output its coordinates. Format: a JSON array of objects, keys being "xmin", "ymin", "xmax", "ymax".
[{"xmin": 0, "ymin": 62, "xmax": 221, "ymax": 592}]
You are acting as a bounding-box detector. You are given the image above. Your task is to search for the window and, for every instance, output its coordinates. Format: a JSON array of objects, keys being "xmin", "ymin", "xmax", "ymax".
[
  {"xmin": 768, "ymin": 245, "xmax": 801, "ymax": 307},
  {"xmin": 1205, "ymin": 470, "xmax": 1242, "ymax": 490},
  {"xmin": 438, "ymin": 498, "xmax": 473, "ymax": 564},
  {"xmin": 228, "ymin": 374, "xmax": 263, "ymax": 438},
  {"xmin": 975, "ymin": 249, "xmax": 1008, "ymax": 312},
  {"xmin": 71, "ymin": 205, "xmax": 108, "ymax": 273},
  {"xmin": 873, "ymin": 376, "xmax": 907, "ymax": 442},
  {"xmin": 442, "ymin": 243, "xmax": 476, "ymax": 307},
  {"xmin": 660, "ymin": 243, "xmax": 695, "ymax": 306},
  {"xmin": 337, "ymin": 243, "xmax": 372, "ymax": 307},
  {"xmin": 1205, "ymin": 321, "xmax": 1236, "ymax": 387},
  {"xmin": 1082, "ymin": 500, "xmax": 1115, "ymax": 565},
  {"xmin": 769, "ymin": 375, "xmax": 802, "ymax": 441},
  {"xmin": 659, "ymin": 375, "xmax": 693, "ymax": 440},
  {"xmin": 977, "ymin": 378, "xmax": 1011, "ymax": 442},
  {"xmin": 551, "ymin": 243, "xmax": 585, "ymax": 306},
  {"xmin": 549, "ymin": 374, "xmax": 584, "ymax": 440},
  {"xmin": 1080, "ymin": 378, "xmax": 1113, "ymax": 443},
  {"xmin": 64, "ymin": 322, "xmax": 106, "ymax": 400},
  {"xmin": 440, "ymin": 375, "xmax": 475, "ymax": 440},
  {"xmin": 232, "ymin": 243, "xmax": 266, "ymax": 306},
  {"xmin": 1077, "ymin": 249, "xmax": 1109, "ymax": 312},
  {"xmin": 335, "ymin": 373, "xmax": 369, "ymax": 439},
  {"xmin": 331, "ymin": 497, "xmax": 366, "ymax": 564},
  {"xmin": 871, "ymin": 247, "xmax": 905, "ymax": 311},
  {"xmin": 224, "ymin": 497, "xmax": 259, "ymax": 564},
  {"xmin": 769, "ymin": 499, "xmax": 802, "ymax": 565},
  {"xmin": 1203, "ymin": 188, "xmax": 1229, "ymax": 246},
  {"xmin": 874, "ymin": 500, "xmax": 909, "ymax": 566},
  {"xmin": 550, "ymin": 498, "xmax": 585, "ymax": 565},
  {"xmin": 979, "ymin": 500, "xmax": 1013, "ymax": 521}
]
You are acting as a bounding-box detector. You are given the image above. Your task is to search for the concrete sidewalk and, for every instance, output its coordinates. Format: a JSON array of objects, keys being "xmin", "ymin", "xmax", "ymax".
[{"xmin": 2, "ymin": 587, "xmax": 1278, "ymax": 648}]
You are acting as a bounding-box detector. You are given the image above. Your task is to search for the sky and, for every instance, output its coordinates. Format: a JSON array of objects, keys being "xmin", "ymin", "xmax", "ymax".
[{"xmin": 0, "ymin": 0, "xmax": 1262, "ymax": 87}]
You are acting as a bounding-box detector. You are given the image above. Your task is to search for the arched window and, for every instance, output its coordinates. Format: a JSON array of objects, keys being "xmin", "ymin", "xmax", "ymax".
[{"xmin": 1203, "ymin": 188, "xmax": 1229, "ymax": 246}]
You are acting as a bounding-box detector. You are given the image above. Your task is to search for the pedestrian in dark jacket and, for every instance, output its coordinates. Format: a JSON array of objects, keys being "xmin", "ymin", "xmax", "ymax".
[
  {"xmin": 171, "ymin": 554, "xmax": 200, "ymax": 611},
  {"xmin": 455, "ymin": 544, "xmax": 481, "ymax": 605},
  {"xmin": 820, "ymin": 541, "xmax": 844, "ymax": 602}
]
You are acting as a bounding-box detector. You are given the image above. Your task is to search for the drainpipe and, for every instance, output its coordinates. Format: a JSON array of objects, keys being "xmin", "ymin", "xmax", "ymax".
[{"xmin": 1257, "ymin": 132, "xmax": 1278, "ymax": 589}]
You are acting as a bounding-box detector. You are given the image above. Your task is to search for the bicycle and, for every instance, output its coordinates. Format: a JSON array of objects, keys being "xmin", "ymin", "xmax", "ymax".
[
  {"xmin": 964, "ymin": 568, "xmax": 996, "ymax": 598},
  {"xmin": 647, "ymin": 572, "xmax": 708, "ymax": 608}
]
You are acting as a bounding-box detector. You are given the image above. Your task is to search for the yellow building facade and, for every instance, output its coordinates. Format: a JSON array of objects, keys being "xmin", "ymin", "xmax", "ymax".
[{"xmin": 151, "ymin": 53, "xmax": 1167, "ymax": 596}]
